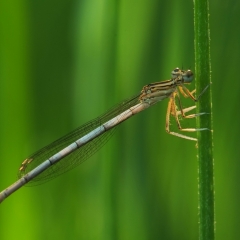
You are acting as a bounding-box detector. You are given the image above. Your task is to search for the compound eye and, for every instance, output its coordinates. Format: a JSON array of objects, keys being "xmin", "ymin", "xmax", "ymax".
[
  {"xmin": 183, "ymin": 70, "xmax": 194, "ymax": 83},
  {"xmin": 171, "ymin": 67, "xmax": 181, "ymax": 78}
]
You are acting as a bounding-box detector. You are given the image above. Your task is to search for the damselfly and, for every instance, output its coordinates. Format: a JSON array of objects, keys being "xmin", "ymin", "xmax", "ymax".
[{"xmin": 0, "ymin": 68, "xmax": 209, "ymax": 203}]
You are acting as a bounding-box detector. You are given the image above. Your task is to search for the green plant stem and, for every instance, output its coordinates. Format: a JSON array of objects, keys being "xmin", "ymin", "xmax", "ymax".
[{"xmin": 193, "ymin": 0, "xmax": 215, "ymax": 239}]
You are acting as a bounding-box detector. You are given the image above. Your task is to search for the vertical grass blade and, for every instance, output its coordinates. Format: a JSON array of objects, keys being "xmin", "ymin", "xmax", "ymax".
[{"xmin": 193, "ymin": 0, "xmax": 215, "ymax": 239}]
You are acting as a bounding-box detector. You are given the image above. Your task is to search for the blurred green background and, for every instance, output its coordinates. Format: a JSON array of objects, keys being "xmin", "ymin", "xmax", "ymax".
[{"xmin": 0, "ymin": 0, "xmax": 238, "ymax": 239}]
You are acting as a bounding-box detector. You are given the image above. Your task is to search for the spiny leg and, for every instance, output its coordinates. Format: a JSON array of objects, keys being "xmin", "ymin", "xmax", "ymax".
[
  {"xmin": 171, "ymin": 96, "xmax": 209, "ymax": 132},
  {"xmin": 176, "ymin": 106, "xmax": 208, "ymax": 118},
  {"xmin": 175, "ymin": 90, "xmax": 208, "ymax": 119},
  {"xmin": 165, "ymin": 96, "xmax": 197, "ymax": 141},
  {"xmin": 165, "ymin": 94, "xmax": 209, "ymax": 141},
  {"xmin": 179, "ymin": 83, "xmax": 211, "ymax": 102}
]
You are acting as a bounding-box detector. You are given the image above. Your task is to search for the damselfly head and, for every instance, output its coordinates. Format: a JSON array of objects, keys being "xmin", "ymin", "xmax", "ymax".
[
  {"xmin": 182, "ymin": 69, "xmax": 194, "ymax": 83},
  {"xmin": 171, "ymin": 68, "xmax": 194, "ymax": 83}
]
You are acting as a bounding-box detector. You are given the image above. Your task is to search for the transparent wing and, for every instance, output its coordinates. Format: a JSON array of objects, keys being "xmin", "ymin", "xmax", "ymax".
[{"xmin": 18, "ymin": 95, "xmax": 140, "ymax": 185}]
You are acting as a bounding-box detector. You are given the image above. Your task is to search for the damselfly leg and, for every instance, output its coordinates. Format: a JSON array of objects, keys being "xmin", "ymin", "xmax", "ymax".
[{"xmin": 166, "ymin": 83, "xmax": 210, "ymax": 141}]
